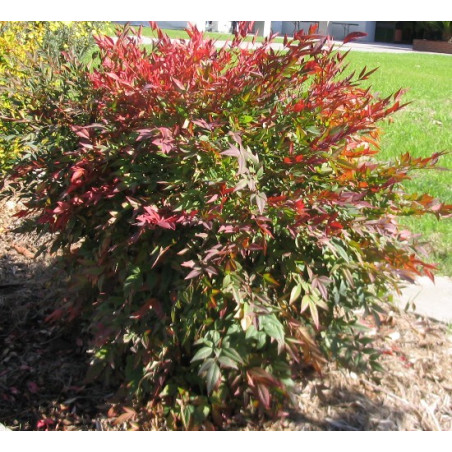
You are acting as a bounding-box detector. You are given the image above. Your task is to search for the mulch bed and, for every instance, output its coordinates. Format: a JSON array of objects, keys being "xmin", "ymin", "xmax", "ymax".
[{"xmin": 1, "ymin": 189, "xmax": 451, "ymax": 431}]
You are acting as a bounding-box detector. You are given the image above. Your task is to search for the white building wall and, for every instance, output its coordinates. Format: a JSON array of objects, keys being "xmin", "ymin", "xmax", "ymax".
[
  {"xmin": 210, "ymin": 21, "xmax": 233, "ymax": 33},
  {"xmin": 127, "ymin": 20, "xmax": 377, "ymax": 42},
  {"xmin": 263, "ymin": 21, "xmax": 272, "ymax": 37},
  {"xmin": 327, "ymin": 21, "xmax": 375, "ymax": 42},
  {"xmin": 318, "ymin": 21, "xmax": 329, "ymax": 35},
  {"xmin": 270, "ymin": 21, "xmax": 376, "ymax": 42},
  {"xmin": 156, "ymin": 21, "xmax": 189, "ymax": 30},
  {"xmin": 252, "ymin": 21, "xmax": 266, "ymax": 37},
  {"xmin": 281, "ymin": 21, "xmax": 296, "ymax": 35},
  {"xmin": 271, "ymin": 21, "xmax": 283, "ymax": 35},
  {"xmin": 278, "ymin": 21, "xmax": 322, "ymax": 36},
  {"xmin": 362, "ymin": 22, "xmax": 376, "ymax": 42},
  {"xmin": 156, "ymin": 21, "xmax": 206, "ymax": 31},
  {"xmin": 193, "ymin": 20, "xmax": 207, "ymax": 32}
]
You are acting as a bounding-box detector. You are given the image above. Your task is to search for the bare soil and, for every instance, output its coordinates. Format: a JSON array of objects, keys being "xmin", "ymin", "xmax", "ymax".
[{"xmin": 1, "ymin": 190, "xmax": 451, "ymax": 431}]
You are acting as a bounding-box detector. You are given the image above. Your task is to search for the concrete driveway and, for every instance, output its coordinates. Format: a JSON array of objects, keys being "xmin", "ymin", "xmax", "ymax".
[{"xmin": 395, "ymin": 276, "xmax": 452, "ymax": 323}]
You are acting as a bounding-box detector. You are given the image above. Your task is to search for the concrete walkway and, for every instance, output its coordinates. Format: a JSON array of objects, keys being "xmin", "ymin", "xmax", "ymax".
[
  {"xmin": 334, "ymin": 41, "xmax": 414, "ymax": 54},
  {"xmin": 395, "ymin": 276, "xmax": 452, "ymax": 323}
]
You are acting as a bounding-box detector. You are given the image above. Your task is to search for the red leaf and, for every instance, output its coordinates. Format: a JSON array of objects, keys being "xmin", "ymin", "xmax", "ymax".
[
  {"xmin": 71, "ymin": 126, "xmax": 90, "ymax": 140},
  {"xmin": 136, "ymin": 128, "xmax": 154, "ymax": 141},
  {"xmin": 71, "ymin": 168, "xmax": 85, "ymax": 183},
  {"xmin": 293, "ymin": 100, "xmax": 307, "ymax": 112},
  {"xmin": 37, "ymin": 418, "xmax": 54, "ymax": 430},
  {"xmin": 343, "ymin": 31, "xmax": 367, "ymax": 44},
  {"xmin": 308, "ymin": 23, "xmax": 319, "ymax": 34},
  {"xmin": 172, "ymin": 78, "xmax": 186, "ymax": 91},
  {"xmin": 247, "ymin": 367, "xmax": 281, "ymax": 387},
  {"xmin": 185, "ymin": 268, "xmax": 202, "ymax": 280},
  {"xmin": 256, "ymin": 384, "xmax": 271, "ymax": 410},
  {"xmin": 237, "ymin": 21, "xmax": 254, "ymax": 38},
  {"xmin": 14, "ymin": 209, "xmax": 29, "ymax": 218},
  {"xmin": 36, "ymin": 420, "xmax": 46, "ymax": 429},
  {"xmin": 268, "ymin": 195, "xmax": 287, "ymax": 205},
  {"xmin": 330, "ymin": 221, "xmax": 343, "ymax": 230},
  {"xmin": 295, "ymin": 200, "xmax": 305, "ymax": 214},
  {"xmin": 206, "ymin": 194, "xmax": 219, "ymax": 203},
  {"xmin": 106, "ymin": 72, "xmax": 120, "ymax": 81}
]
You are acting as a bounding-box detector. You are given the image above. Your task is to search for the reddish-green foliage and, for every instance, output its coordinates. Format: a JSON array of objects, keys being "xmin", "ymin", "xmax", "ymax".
[{"xmin": 6, "ymin": 23, "xmax": 451, "ymax": 428}]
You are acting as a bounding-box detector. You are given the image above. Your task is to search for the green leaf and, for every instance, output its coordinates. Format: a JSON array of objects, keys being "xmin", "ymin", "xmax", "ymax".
[
  {"xmin": 193, "ymin": 404, "xmax": 210, "ymax": 424},
  {"xmin": 301, "ymin": 294, "xmax": 310, "ymax": 313},
  {"xmin": 221, "ymin": 347, "xmax": 244, "ymax": 365},
  {"xmin": 260, "ymin": 314, "xmax": 285, "ymax": 345},
  {"xmin": 206, "ymin": 362, "xmax": 221, "ymax": 395},
  {"xmin": 309, "ymin": 302, "xmax": 319, "ymax": 330},
  {"xmin": 334, "ymin": 243, "xmax": 350, "ymax": 262},
  {"xmin": 234, "ymin": 179, "xmax": 248, "ymax": 192},
  {"xmin": 263, "ymin": 273, "xmax": 280, "ymax": 286},
  {"xmin": 245, "ymin": 324, "xmax": 258, "ymax": 340},
  {"xmin": 255, "ymin": 192, "xmax": 267, "ymax": 214},
  {"xmin": 218, "ymin": 355, "xmax": 238, "ymax": 369},
  {"xmin": 181, "ymin": 405, "xmax": 195, "ymax": 429},
  {"xmin": 370, "ymin": 361, "xmax": 385, "ymax": 372},
  {"xmin": 289, "ymin": 284, "xmax": 302, "ymax": 304},
  {"xmin": 124, "ymin": 266, "xmax": 142, "ymax": 294},
  {"xmin": 191, "ymin": 346, "xmax": 213, "ymax": 363},
  {"xmin": 306, "ymin": 126, "xmax": 321, "ymax": 136},
  {"xmin": 198, "ymin": 358, "xmax": 215, "ymax": 375},
  {"xmin": 301, "ymin": 294, "xmax": 321, "ymax": 330},
  {"xmin": 256, "ymin": 331, "xmax": 267, "ymax": 350},
  {"xmin": 223, "ymin": 274, "xmax": 231, "ymax": 288},
  {"xmin": 206, "ymin": 330, "xmax": 220, "ymax": 345},
  {"xmin": 159, "ymin": 383, "xmax": 177, "ymax": 397},
  {"xmin": 240, "ymin": 115, "xmax": 254, "ymax": 124}
]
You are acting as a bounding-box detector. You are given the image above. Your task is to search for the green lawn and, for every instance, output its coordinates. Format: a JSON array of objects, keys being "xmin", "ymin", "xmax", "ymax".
[
  {"xmin": 343, "ymin": 52, "xmax": 452, "ymax": 275},
  {"xmin": 106, "ymin": 23, "xmax": 285, "ymax": 43}
]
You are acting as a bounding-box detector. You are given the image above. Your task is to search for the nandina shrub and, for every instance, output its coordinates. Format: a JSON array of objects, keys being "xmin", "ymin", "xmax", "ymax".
[{"xmin": 7, "ymin": 23, "xmax": 451, "ymax": 428}]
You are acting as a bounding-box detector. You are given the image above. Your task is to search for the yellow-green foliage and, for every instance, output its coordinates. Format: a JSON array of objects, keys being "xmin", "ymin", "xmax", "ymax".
[{"xmin": 0, "ymin": 21, "xmax": 104, "ymax": 172}]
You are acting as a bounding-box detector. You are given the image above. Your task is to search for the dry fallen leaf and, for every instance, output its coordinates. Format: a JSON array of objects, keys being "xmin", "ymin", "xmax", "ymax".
[{"xmin": 112, "ymin": 407, "xmax": 137, "ymax": 426}]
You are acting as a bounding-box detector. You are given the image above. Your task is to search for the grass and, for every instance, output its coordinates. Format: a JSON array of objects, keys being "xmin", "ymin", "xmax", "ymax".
[
  {"xmin": 106, "ymin": 23, "xmax": 285, "ymax": 43},
  {"xmin": 343, "ymin": 52, "xmax": 452, "ymax": 275}
]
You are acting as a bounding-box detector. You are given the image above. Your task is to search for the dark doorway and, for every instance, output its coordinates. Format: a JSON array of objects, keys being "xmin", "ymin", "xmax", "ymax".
[{"xmin": 375, "ymin": 22, "xmax": 436, "ymax": 44}]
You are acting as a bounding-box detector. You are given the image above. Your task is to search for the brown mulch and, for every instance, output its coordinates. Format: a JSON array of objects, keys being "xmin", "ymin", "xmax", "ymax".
[
  {"xmin": 0, "ymin": 190, "xmax": 113, "ymax": 431},
  {"xmin": 1, "ymin": 190, "xmax": 451, "ymax": 431},
  {"xmin": 263, "ymin": 312, "xmax": 452, "ymax": 431}
]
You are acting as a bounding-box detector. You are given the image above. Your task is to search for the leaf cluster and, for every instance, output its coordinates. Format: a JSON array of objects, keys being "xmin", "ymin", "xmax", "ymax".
[
  {"xmin": 5, "ymin": 22, "xmax": 451, "ymax": 428},
  {"xmin": 0, "ymin": 21, "xmax": 105, "ymax": 172}
]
